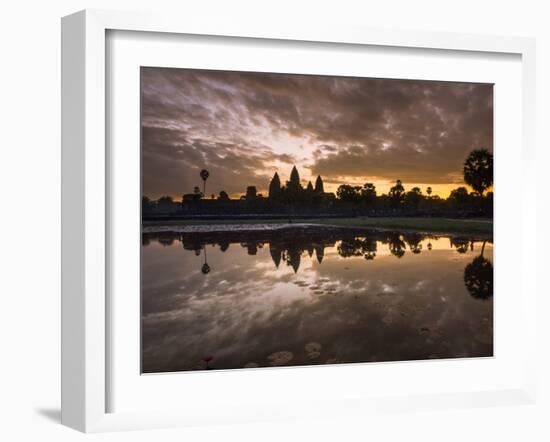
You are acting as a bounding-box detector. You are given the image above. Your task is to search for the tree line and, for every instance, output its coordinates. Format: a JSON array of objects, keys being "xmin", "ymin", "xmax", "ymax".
[{"xmin": 143, "ymin": 148, "xmax": 493, "ymax": 218}]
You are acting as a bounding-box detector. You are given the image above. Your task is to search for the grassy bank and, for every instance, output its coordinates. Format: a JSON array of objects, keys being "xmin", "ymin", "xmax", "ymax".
[{"xmin": 143, "ymin": 217, "xmax": 493, "ymax": 235}]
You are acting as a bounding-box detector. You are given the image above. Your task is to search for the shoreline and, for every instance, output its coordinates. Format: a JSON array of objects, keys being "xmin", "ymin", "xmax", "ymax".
[{"xmin": 142, "ymin": 217, "xmax": 493, "ymax": 238}]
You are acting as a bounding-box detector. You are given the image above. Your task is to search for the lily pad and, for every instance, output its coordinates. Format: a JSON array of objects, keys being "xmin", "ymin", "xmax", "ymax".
[
  {"xmin": 267, "ymin": 351, "xmax": 294, "ymax": 366},
  {"xmin": 305, "ymin": 342, "xmax": 322, "ymax": 353}
]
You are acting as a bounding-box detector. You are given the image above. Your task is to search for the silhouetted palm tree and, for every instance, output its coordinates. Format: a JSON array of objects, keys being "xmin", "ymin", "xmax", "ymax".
[
  {"xmin": 200, "ymin": 169, "xmax": 210, "ymax": 195},
  {"xmin": 463, "ymin": 149, "xmax": 493, "ymax": 195}
]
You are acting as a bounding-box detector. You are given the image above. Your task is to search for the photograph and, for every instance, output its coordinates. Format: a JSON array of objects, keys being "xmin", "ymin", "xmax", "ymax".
[{"xmin": 140, "ymin": 67, "xmax": 494, "ymax": 374}]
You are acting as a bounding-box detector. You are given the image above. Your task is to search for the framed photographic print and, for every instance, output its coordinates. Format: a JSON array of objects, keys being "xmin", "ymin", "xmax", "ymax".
[
  {"xmin": 140, "ymin": 68, "xmax": 495, "ymax": 374},
  {"xmin": 61, "ymin": 9, "xmax": 538, "ymax": 432}
]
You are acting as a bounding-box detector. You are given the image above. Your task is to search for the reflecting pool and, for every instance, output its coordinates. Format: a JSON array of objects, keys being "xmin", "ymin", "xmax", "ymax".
[{"xmin": 141, "ymin": 226, "xmax": 493, "ymax": 373}]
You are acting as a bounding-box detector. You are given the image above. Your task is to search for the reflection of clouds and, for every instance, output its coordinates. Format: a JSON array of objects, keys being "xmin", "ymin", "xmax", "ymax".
[
  {"xmin": 142, "ymin": 236, "xmax": 493, "ymax": 372},
  {"xmin": 411, "ymin": 280, "xmax": 428, "ymax": 292}
]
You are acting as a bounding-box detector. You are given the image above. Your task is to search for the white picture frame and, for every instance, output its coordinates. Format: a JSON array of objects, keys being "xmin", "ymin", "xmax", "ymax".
[{"xmin": 61, "ymin": 9, "xmax": 538, "ymax": 433}]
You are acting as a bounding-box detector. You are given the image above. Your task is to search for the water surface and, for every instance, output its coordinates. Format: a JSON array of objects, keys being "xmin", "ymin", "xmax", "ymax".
[{"xmin": 141, "ymin": 227, "xmax": 493, "ymax": 373}]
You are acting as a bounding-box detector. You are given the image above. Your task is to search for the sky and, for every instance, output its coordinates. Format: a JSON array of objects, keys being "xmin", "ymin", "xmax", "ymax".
[{"xmin": 141, "ymin": 68, "xmax": 493, "ymax": 200}]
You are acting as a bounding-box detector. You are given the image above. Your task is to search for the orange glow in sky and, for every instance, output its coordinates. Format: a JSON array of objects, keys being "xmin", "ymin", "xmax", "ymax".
[{"xmin": 141, "ymin": 68, "xmax": 493, "ymax": 201}]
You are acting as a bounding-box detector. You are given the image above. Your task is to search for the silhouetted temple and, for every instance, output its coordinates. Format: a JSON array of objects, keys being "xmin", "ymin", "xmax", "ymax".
[
  {"xmin": 143, "ymin": 159, "xmax": 493, "ymax": 219},
  {"xmin": 266, "ymin": 166, "xmax": 332, "ymax": 201},
  {"xmin": 166, "ymin": 166, "xmax": 338, "ymax": 217}
]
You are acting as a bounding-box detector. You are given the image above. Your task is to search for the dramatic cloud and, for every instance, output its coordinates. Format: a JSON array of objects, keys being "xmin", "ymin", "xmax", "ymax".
[{"xmin": 141, "ymin": 67, "xmax": 493, "ymax": 198}]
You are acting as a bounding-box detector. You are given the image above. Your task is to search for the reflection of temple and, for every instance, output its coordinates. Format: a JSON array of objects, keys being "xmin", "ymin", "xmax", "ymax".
[
  {"xmin": 285, "ymin": 248, "xmax": 301, "ymax": 273},
  {"xmin": 143, "ymin": 229, "xmax": 494, "ymax": 303},
  {"xmin": 143, "ymin": 229, "xmax": 422, "ymax": 272},
  {"xmin": 241, "ymin": 241, "xmax": 258, "ymax": 255},
  {"xmin": 314, "ymin": 244, "xmax": 324, "ymax": 263},
  {"xmin": 269, "ymin": 239, "xmax": 332, "ymax": 272},
  {"xmin": 142, "ymin": 229, "xmax": 492, "ymax": 280},
  {"xmin": 269, "ymin": 243, "xmax": 282, "ymax": 268}
]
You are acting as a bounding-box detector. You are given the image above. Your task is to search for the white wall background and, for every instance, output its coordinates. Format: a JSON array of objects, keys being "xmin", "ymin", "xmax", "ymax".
[{"xmin": 0, "ymin": 0, "xmax": 547, "ymax": 440}]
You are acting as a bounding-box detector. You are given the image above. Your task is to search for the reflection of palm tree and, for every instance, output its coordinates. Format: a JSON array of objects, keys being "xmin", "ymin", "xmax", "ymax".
[
  {"xmin": 201, "ymin": 246, "xmax": 211, "ymax": 274},
  {"xmin": 201, "ymin": 356, "xmax": 213, "ymax": 370},
  {"xmin": 464, "ymin": 241, "xmax": 492, "ymax": 300},
  {"xmin": 219, "ymin": 241, "xmax": 229, "ymax": 252}
]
